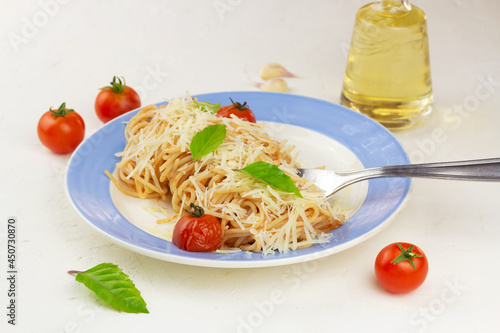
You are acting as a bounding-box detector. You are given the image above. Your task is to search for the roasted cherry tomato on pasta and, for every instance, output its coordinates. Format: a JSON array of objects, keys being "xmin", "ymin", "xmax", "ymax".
[
  {"xmin": 94, "ymin": 76, "xmax": 141, "ymax": 123},
  {"xmin": 216, "ymin": 98, "xmax": 256, "ymax": 123},
  {"xmin": 374, "ymin": 242, "xmax": 429, "ymax": 293},
  {"xmin": 37, "ymin": 102, "xmax": 85, "ymax": 154},
  {"xmin": 172, "ymin": 203, "xmax": 223, "ymax": 252}
]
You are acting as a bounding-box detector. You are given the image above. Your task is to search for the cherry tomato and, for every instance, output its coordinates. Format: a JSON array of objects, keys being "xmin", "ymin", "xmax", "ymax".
[
  {"xmin": 216, "ymin": 98, "xmax": 256, "ymax": 123},
  {"xmin": 375, "ymin": 242, "xmax": 429, "ymax": 293},
  {"xmin": 172, "ymin": 204, "xmax": 223, "ymax": 252},
  {"xmin": 37, "ymin": 103, "xmax": 85, "ymax": 154},
  {"xmin": 95, "ymin": 76, "xmax": 141, "ymax": 123}
]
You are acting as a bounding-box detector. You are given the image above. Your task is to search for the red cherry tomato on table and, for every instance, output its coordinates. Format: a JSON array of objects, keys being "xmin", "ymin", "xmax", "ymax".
[
  {"xmin": 172, "ymin": 203, "xmax": 223, "ymax": 252},
  {"xmin": 94, "ymin": 76, "xmax": 141, "ymax": 123},
  {"xmin": 37, "ymin": 103, "xmax": 85, "ymax": 154},
  {"xmin": 216, "ymin": 98, "xmax": 256, "ymax": 123},
  {"xmin": 374, "ymin": 242, "xmax": 429, "ymax": 293}
]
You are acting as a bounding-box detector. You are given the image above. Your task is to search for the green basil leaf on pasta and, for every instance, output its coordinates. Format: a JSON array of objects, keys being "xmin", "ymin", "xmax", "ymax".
[
  {"xmin": 239, "ymin": 161, "xmax": 303, "ymax": 198},
  {"xmin": 69, "ymin": 263, "xmax": 149, "ymax": 314},
  {"xmin": 194, "ymin": 100, "xmax": 221, "ymax": 114},
  {"xmin": 190, "ymin": 124, "xmax": 226, "ymax": 161}
]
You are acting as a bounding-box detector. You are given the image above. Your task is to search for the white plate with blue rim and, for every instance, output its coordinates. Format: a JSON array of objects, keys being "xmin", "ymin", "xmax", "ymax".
[{"xmin": 65, "ymin": 91, "xmax": 411, "ymax": 268}]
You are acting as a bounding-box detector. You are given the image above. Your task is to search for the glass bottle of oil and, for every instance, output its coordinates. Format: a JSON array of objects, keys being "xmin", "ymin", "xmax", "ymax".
[{"xmin": 340, "ymin": 0, "xmax": 432, "ymax": 129}]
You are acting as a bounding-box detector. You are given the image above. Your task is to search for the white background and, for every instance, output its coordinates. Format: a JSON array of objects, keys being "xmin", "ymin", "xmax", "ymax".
[{"xmin": 1, "ymin": 0, "xmax": 500, "ymax": 332}]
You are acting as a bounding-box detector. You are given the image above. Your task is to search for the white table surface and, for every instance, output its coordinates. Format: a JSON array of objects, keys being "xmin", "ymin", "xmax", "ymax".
[{"xmin": 1, "ymin": 0, "xmax": 500, "ymax": 332}]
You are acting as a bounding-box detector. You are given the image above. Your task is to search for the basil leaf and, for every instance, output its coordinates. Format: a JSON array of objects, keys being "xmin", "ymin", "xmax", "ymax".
[
  {"xmin": 70, "ymin": 263, "xmax": 149, "ymax": 314},
  {"xmin": 239, "ymin": 161, "xmax": 303, "ymax": 198},
  {"xmin": 194, "ymin": 100, "xmax": 221, "ymax": 114},
  {"xmin": 190, "ymin": 124, "xmax": 226, "ymax": 161}
]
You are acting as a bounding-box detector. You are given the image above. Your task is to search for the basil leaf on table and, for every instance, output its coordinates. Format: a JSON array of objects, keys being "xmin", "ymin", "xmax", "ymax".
[
  {"xmin": 238, "ymin": 161, "xmax": 303, "ymax": 198},
  {"xmin": 68, "ymin": 263, "xmax": 149, "ymax": 314},
  {"xmin": 190, "ymin": 124, "xmax": 226, "ymax": 161}
]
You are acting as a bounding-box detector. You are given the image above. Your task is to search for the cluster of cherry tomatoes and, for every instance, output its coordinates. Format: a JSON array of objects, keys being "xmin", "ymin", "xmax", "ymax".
[{"xmin": 37, "ymin": 76, "xmax": 141, "ymax": 154}]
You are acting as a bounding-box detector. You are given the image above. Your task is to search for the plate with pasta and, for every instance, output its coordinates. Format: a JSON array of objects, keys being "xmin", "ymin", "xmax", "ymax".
[{"xmin": 65, "ymin": 91, "xmax": 411, "ymax": 268}]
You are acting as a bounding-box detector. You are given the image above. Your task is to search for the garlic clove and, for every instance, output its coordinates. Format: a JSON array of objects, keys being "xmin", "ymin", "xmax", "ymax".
[
  {"xmin": 259, "ymin": 62, "xmax": 298, "ymax": 80},
  {"xmin": 255, "ymin": 78, "xmax": 288, "ymax": 92}
]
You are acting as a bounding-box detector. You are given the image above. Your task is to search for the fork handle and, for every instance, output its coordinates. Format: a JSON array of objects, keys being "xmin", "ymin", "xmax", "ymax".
[{"xmin": 342, "ymin": 158, "xmax": 500, "ymax": 182}]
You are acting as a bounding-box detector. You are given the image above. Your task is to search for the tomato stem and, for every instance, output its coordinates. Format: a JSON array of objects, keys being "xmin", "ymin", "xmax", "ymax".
[
  {"xmin": 391, "ymin": 243, "xmax": 423, "ymax": 270},
  {"xmin": 100, "ymin": 76, "xmax": 126, "ymax": 93},
  {"xmin": 50, "ymin": 102, "xmax": 74, "ymax": 117},
  {"xmin": 185, "ymin": 203, "xmax": 205, "ymax": 218},
  {"xmin": 229, "ymin": 97, "xmax": 249, "ymax": 111}
]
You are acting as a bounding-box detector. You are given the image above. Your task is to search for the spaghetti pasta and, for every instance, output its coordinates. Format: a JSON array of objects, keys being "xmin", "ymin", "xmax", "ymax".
[{"xmin": 108, "ymin": 95, "xmax": 344, "ymax": 254}]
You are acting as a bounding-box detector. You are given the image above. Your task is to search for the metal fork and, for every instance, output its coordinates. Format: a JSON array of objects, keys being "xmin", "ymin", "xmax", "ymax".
[{"xmin": 297, "ymin": 158, "xmax": 500, "ymax": 198}]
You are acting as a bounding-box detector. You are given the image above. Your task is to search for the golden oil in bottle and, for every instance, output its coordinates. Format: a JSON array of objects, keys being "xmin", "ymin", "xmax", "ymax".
[{"xmin": 340, "ymin": 0, "xmax": 432, "ymax": 129}]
